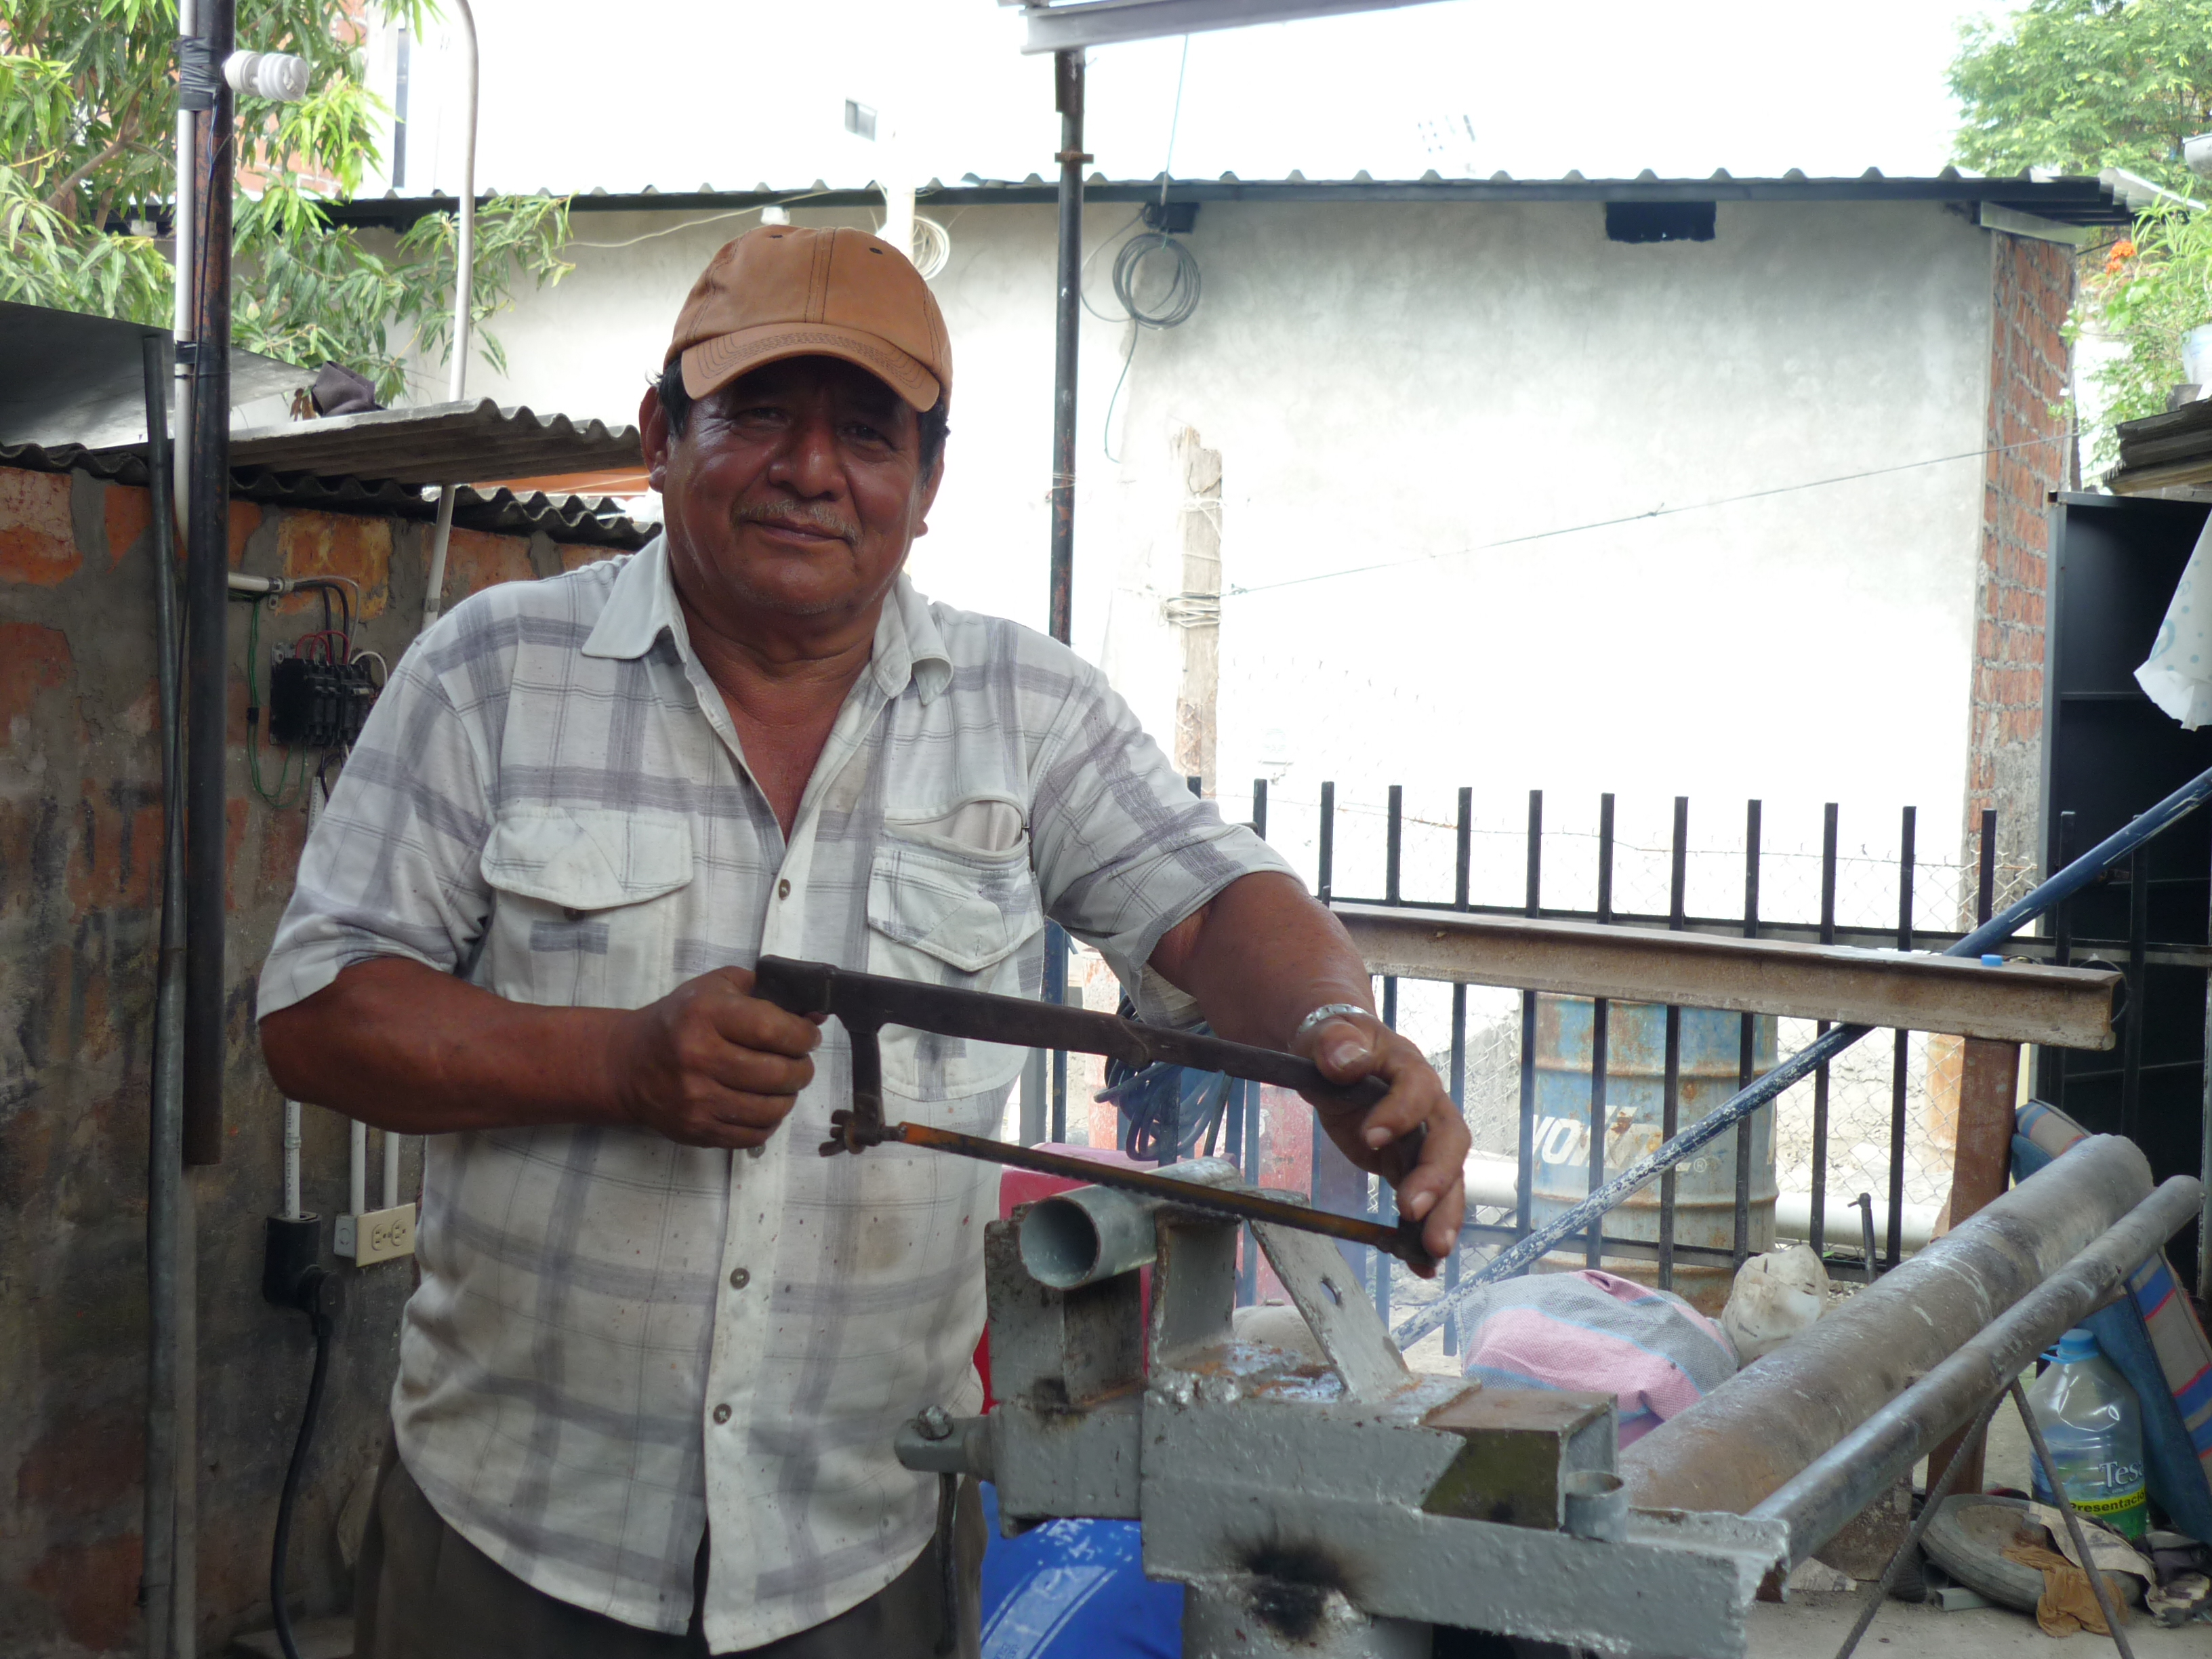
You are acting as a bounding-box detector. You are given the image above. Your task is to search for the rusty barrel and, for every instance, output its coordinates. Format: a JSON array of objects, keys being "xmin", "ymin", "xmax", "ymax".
[{"xmin": 1530, "ymin": 996, "xmax": 1778, "ymax": 1313}]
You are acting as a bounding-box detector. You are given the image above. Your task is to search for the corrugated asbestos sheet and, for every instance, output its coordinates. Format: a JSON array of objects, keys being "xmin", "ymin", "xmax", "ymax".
[
  {"xmin": 0, "ymin": 438, "xmax": 653, "ymax": 551},
  {"xmin": 222, "ymin": 398, "xmax": 643, "ymax": 487}
]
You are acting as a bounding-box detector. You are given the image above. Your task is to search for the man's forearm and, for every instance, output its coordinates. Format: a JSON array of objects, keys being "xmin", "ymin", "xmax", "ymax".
[
  {"xmin": 261, "ymin": 958, "xmax": 628, "ymax": 1134},
  {"xmin": 1147, "ymin": 871, "xmax": 1374, "ymax": 1048}
]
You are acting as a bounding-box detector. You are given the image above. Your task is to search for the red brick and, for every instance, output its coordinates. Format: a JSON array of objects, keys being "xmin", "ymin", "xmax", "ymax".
[
  {"xmin": 0, "ymin": 469, "xmax": 79, "ymax": 585},
  {"xmin": 276, "ymin": 510, "xmax": 390, "ymax": 618},
  {"xmin": 0, "ymin": 623, "xmax": 73, "ymax": 741},
  {"xmin": 102, "ymin": 484, "xmax": 152, "ymax": 565},
  {"xmin": 438, "ymin": 527, "xmax": 536, "ymax": 610}
]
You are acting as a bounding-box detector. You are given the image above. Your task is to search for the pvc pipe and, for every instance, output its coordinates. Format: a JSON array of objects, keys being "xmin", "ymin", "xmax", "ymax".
[
  {"xmin": 418, "ymin": 0, "xmax": 477, "ymax": 640},
  {"xmin": 349, "ymin": 1120, "xmax": 367, "ymax": 1221},
  {"xmin": 1019, "ymin": 1157, "xmax": 1240, "ymax": 1288},
  {"xmin": 382, "ymin": 1128, "xmax": 400, "ymax": 1210},
  {"xmin": 282, "ymin": 1103, "xmax": 302, "ymax": 1221},
  {"xmin": 1753, "ymin": 1172, "xmax": 2203, "ymax": 1566},
  {"xmin": 1619, "ymin": 1134, "xmax": 2154, "ymax": 1519}
]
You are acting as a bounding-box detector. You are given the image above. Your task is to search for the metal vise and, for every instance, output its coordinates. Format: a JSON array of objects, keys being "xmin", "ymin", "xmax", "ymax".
[{"xmin": 896, "ymin": 1167, "xmax": 1787, "ymax": 1657}]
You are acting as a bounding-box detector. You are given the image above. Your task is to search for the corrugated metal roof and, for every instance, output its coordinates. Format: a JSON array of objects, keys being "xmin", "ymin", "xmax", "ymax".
[
  {"xmin": 320, "ymin": 169, "xmax": 2133, "ymax": 229},
  {"xmin": 0, "ymin": 439, "xmax": 653, "ymax": 551},
  {"xmin": 222, "ymin": 398, "xmax": 642, "ymax": 488}
]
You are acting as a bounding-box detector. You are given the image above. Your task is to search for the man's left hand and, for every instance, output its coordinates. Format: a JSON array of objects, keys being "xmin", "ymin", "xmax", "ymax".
[{"xmin": 1292, "ymin": 1012, "xmax": 1469, "ymax": 1271}]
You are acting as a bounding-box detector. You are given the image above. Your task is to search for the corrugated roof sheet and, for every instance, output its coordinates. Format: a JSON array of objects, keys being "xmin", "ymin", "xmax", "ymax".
[
  {"xmin": 0, "ymin": 439, "xmax": 653, "ymax": 551},
  {"xmin": 320, "ymin": 169, "xmax": 2134, "ymax": 229},
  {"xmin": 222, "ymin": 398, "xmax": 642, "ymax": 488}
]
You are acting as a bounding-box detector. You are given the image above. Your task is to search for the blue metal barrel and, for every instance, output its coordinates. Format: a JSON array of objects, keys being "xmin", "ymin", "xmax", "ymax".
[{"xmin": 1530, "ymin": 996, "xmax": 1777, "ymax": 1313}]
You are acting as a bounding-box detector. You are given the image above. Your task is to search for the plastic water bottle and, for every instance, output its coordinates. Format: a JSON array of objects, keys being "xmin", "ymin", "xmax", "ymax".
[{"xmin": 2025, "ymin": 1327, "xmax": 2148, "ymax": 1540}]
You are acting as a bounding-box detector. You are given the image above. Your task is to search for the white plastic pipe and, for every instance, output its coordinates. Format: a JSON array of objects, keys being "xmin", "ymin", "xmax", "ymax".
[
  {"xmin": 419, "ymin": 0, "xmax": 478, "ymax": 639},
  {"xmin": 281, "ymin": 1101, "xmax": 302, "ymax": 1220},
  {"xmin": 350, "ymin": 1120, "xmax": 368, "ymax": 1219},
  {"xmin": 382, "ymin": 1128, "xmax": 400, "ymax": 1210}
]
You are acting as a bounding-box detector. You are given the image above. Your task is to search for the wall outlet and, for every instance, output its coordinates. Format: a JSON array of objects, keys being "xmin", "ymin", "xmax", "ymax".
[{"xmin": 334, "ymin": 1202, "xmax": 416, "ymax": 1266}]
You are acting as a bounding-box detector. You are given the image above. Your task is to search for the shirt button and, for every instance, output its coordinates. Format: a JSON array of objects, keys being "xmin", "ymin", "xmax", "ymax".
[
  {"xmin": 712, "ymin": 1404, "xmax": 731, "ymax": 1425},
  {"xmin": 729, "ymin": 1267, "xmax": 751, "ymax": 1290},
  {"xmin": 777, "ymin": 878, "xmax": 792, "ymax": 900}
]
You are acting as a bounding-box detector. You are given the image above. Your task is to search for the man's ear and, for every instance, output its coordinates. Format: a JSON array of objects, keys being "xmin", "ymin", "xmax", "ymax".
[
  {"xmin": 640, "ymin": 384, "xmax": 672, "ymax": 493},
  {"xmin": 912, "ymin": 448, "xmax": 945, "ymax": 539}
]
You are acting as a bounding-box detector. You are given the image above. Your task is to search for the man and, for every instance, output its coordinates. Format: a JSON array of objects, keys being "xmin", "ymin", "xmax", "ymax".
[{"xmin": 258, "ymin": 226, "xmax": 1467, "ymax": 1658}]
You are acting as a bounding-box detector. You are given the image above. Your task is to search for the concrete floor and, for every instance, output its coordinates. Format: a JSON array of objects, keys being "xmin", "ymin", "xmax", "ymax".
[{"xmin": 1747, "ymin": 1591, "xmax": 2206, "ymax": 1657}]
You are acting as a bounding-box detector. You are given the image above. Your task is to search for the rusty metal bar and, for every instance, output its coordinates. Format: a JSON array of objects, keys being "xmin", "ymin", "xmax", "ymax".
[
  {"xmin": 889, "ymin": 1122, "xmax": 1434, "ymax": 1268},
  {"xmin": 1746, "ymin": 1165, "xmax": 2200, "ymax": 1566},
  {"xmin": 1333, "ymin": 905, "xmax": 2120, "ymax": 1048}
]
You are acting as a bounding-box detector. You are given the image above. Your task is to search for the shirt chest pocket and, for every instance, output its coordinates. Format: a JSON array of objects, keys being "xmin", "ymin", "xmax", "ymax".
[
  {"xmin": 478, "ymin": 806, "xmax": 694, "ymax": 1008},
  {"xmin": 865, "ymin": 831, "xmax": 1044, "ymax": 1104}
]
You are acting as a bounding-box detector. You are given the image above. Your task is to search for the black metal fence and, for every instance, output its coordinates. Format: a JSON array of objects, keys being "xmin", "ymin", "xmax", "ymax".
[{"xmin": 1028, "ymin": 778, "xmax": 2212, "ymax": 1342}]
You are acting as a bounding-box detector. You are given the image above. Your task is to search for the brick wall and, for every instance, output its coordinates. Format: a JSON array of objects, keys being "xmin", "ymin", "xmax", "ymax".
[
  {"xmin": 0, "ymin": 463, "xmax": 619, "ymax": 1657},
  {"xmin": 1966, "ymin": 232, "xmax": 2075, "ymax": 899}
]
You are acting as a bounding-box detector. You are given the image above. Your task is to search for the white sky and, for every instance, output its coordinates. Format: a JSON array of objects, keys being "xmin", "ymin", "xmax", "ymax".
[{"xmin": 391, "ymin": 1, "xmax": 2024, "ymax": 199}]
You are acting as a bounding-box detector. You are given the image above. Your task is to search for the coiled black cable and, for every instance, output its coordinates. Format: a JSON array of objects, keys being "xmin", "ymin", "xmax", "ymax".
[
  {"xmin": 270, "ymin": 1273, "xmax": 331, "ymax": 1659},
  {"xmin": 1103, "ymin": 228, "xmax": 1202, "ymax": 462}
]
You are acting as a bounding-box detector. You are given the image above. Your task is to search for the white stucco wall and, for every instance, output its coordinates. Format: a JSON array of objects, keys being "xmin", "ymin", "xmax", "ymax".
[{"xmin": 446, "ymin": 197, "xmax": 1996, "ymax": 914}]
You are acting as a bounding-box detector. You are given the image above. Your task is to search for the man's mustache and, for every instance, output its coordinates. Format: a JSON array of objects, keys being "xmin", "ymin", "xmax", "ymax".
[{"xmin": 733, "ymin": 500, "xmax": 859, "ymax": 544}]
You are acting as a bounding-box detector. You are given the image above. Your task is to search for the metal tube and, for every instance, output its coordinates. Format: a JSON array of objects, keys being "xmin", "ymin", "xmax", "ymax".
[
  {"xmin": 1748, "ymin": 1170, "xmax": 2200, "ymax": 1567},
  {"xmin": 1587, "ymin": 793, "xmax": 1615, "ymax": 1269},
  {"xmin": 1618, "ymin": 1133, "xmax": 2156, "ymax": 1524},
  {"xmin": 1019, "ymin": 1158, "xmax": 1241, "ymax": 1287},
  {"xmin": 418, "ymin": 0, "xmax": 478, "ymax": 640},
  {"xmin": 1048, "ymin": 47, "xmax": 1084, "ymax": 647},
  {"xmin": 182, "ymin": 0, "xmax": 234, "ymax": 1169},
  {"xmin": 173, "ymin": 1169, "xmax": 197, "ymax": 1659},
  {"xmin": 140, "ymin": 332, "xmax": 183, "ymax": 1659}
]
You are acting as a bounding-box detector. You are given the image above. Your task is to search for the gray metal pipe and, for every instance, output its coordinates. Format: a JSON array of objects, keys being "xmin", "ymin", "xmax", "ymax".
[
  {"xmin": 1619, "ymin": 1134, "xmax": 2154, "ymax": 1517},
  {"xmin": 140, "ymin": 333, "xmax": 184, "ymax": 1659},
  {"xmin": 1751, "ymin": 1173, "xmax": 2203, "ymax": 1566},
  {"xmin": 1019, "ymin": 1158, "xmax": 1240, "ymax": 1288}
]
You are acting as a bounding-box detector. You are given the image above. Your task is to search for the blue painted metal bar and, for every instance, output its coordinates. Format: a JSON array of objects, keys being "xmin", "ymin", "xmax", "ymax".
[{"xmin": 1394, "ymin": 758, "xmax": 2212, "ymax": 1349}]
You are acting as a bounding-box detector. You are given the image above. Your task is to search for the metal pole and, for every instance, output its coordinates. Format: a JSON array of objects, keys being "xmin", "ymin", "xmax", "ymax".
[
  {"xmin": 1736, "ymin": 799, "xmax": 1760, "ymax": 1267},
  {"xmin": 1514, "ymin": 790, "xmax": 1541, "ymax": 1241},
  {"xmin": 1660, "ymin": 796, "xmax": 1687, "ymax": 1290},
  {"xmin": 140, "ymin": 333, "xmax": 183, "ymax": 1659},
  {"xmin": 1587, "ymin": 794, "xmax": 1614, "ymax": 1269},
  {"xmin": 1048, "ymin": 47, "xmax": 1086, "ymax": 647},
  {"xmin": 1811, "ymin": 802, "xmax": 1837, "ymax": 1258},
  {"xmin": 1746, "ymin": 1170, "xmax": 2200, "ymax": 1568},
  {"xmin": 181, "ymin": 0, "xmax": 232, "ymax": 1169},
  {"xmin": 419, "ymin": 0, "xmax": 478, "ymax": 638},
  {"xmin": 1888, "ymin": 806, "xmax": 1915, "ymax": 1269}
]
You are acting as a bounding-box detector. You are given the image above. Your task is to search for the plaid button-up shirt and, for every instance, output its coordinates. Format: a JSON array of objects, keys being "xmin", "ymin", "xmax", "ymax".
[{"xmin": 258, "ymin": 537, "xmax": 1288, "ymax": 1648}]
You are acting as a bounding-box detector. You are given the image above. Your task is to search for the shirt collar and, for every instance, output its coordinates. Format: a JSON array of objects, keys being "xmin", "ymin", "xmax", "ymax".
[{"xmin": 581, "ymin": 533, "xmax": 953, "ymax": 705}]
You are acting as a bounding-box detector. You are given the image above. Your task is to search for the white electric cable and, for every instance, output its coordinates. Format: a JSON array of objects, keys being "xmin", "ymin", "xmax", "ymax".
[{"xmin": 419, "ymin": 0, "xmax": 478, "ymax": 640}]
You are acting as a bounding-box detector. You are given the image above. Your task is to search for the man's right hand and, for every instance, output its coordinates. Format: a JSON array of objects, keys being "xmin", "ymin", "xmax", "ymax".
[{"xmin": 604, "ymin": 966, "xmax": 821, "ymax": 1149}]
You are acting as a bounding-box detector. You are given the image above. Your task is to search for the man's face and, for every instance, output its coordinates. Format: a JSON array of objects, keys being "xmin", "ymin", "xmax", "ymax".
[{"xmin": 645, "ymin": 355, "xmax": 941, "ymax": 626}]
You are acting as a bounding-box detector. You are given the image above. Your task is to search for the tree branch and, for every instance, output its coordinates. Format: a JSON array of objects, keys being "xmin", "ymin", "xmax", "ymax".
[{"xmin": 43, "ymin": 132, "xmax": 131, "ymax": 218}]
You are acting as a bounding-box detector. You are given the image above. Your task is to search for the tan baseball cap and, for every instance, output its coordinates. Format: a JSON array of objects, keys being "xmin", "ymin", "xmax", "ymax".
[{"xmin": 665, "ymin": 226, "xmax": 951, "ymax": 413}]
